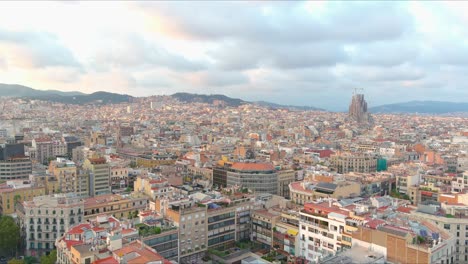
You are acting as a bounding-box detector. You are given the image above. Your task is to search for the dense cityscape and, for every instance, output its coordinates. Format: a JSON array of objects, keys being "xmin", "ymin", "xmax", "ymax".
[{"xmin": 0, "ymin": 90, "xmax": 466, "ymax": 264}]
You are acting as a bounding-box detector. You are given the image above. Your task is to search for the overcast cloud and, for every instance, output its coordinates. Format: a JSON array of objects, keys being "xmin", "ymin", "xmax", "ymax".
[{"xmin": 0, "ymin": 1, "xmax": 467, "ymax": 110}]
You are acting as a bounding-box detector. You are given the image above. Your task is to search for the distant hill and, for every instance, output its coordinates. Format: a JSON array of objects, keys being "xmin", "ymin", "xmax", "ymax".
[
  {"xmin": 370, "ymin": 101, "xmax": 468, "ymax": 114},
  {"xmin": 253, "ymin": 101, "xmax": 324, "ymax": 111},
  {"xmin": 27, "ymin": 91, "xmax": 133, "ymax": 105},
  {"xmin": 0, "ymin": 83, "xmax": 132, "ymax": 105},
  {"xmin": 171, "ymin": 93, "xmax": 325, "ymax": 110},
  {"xmin": 0, "ymin": 83, "xmax": 84, "ymax": 97},
  {"xmin": 171, "ymin": 93, "xmax": 246, "ymax": 106}
]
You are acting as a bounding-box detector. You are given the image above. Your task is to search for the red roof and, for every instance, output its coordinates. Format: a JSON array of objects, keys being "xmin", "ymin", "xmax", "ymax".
[
  {"xmin": 231, "ymin": 162, "xmax": 275, "ymax": 171},
  {"xmin": 93, "ymin": 256, "xmax": 119, "ymax": 264},
  {"xmin": 68, "ymin": 224, "xmax": 91, "ymax": 235},
  {"xmin": 396, "ymin": 206, "xmax": 413, "ymax": 214},
  {"xmin": 366, "ymin": 219, "xmax": 386, "ymax": 229},
  {"xmin": 63, "ymin": 240, "xmax": 83, "ymax": 250}
]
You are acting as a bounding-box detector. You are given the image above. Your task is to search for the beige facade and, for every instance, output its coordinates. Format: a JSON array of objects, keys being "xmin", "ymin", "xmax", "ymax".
[
  {"xmin": 330, "ymin": 153, "xmax": 378, "ymax": 173},
  {"xmin": 17, "ymin": 193, "xmax": 84, "ymax": 256},
  {"xmin": 83, "ymin": 157, "xmax": 110, "ymax": 196},
  {"xmin": 278, "ymin": 170, "xmax": 295, "ymax": 199}
]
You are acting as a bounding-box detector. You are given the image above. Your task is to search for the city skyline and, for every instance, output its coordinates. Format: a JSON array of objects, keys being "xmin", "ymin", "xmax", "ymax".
[{"xmin": 1, "ymin": 2, "xmax": 468, "ymax": 110}]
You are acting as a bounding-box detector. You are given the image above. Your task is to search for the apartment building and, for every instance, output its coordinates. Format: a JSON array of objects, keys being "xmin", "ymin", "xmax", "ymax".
[
  {"xmin": 134, "ymin": 175, "xmax": 174, "ymax": 200},
  {"xmin": 49, "ymin": 158, "xmax": 75, "ymax": 193},
  {"xmin": 272, "ymin": 210, "xmax": 300, "ymax": 256},
  {"xmin": 0, "ymin": 180, "xmax": 45, "ymax": 215},
  {"xmin": 83, "ymin": 193, "xmax": 148, "ymax": 220},
  {"xmin": 207, "ymin": 197, "xmax": 253, "ymax": 250},
  {"xmin": 352, "ymin": 222, "xmax": 455, "ymax": 264},
  {"xmin": 413, "ymin": 202, "xmax": 468, "ymax": 264},
  {"xmin": 17, "ymin": 193, "xmax": 84, "ymax": 256},
  {"xmin": 252, "ymin": 209, "xmax": 280, "ymax": 249},
  {"xmin": 278, "ymin": 169, "xmax": 295, "ymax": 199},
  {"xmin": 56, "ymin": 214, "xmax": 166, "ymax": 264},
  {"xmin": 289, "ymin": 181, "xmax": 361, "ymax": 205},
  {"xmin": 142, "ymin": 228, "xmax": 179, "ymax": 261},
  {"xmin": 83, "ymin": 157, "xmax": 110, "ymax": 196},
  {"xmin": 299, "ymin": 201, "xmax": 352, "ymax": 262},
  {"xmin": 166, "ymin": 203, "xmax": 207, "ymax": 264},
  {"xmin": 0, "ymin": 143, "xmax": 32, "ymax": 181},
  {"xmin": 329, "ymin": 152, "xmax": 378, "ymax": 173}
]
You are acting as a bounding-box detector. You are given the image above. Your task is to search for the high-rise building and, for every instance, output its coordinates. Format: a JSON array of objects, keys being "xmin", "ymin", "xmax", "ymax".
[
  {"xmin": 83, "ymin": 157, "xmax": 111, "ymax": 196},
  {"xmin": 348, "ymin": 91, "xmax": 372, "ymax": 124}
]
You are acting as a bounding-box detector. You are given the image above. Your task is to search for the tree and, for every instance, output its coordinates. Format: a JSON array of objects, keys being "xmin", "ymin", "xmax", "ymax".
[
  {"xmin": 40, "ymin": 249, "xmax": 57, "ymax": 264},
  {"xmin": 24, "ymin": 256, "xmax": 37, "ymax": 264},
  {"xmin": 7, "ymin": 259, "xmax": 24, "ymax": 264},
  {"xmin": 0, "ymin": 216, "xmax": 20, "ymax": 257},
  {"xmin": 13, "ymin": 194, "xmax": 21, "ymax": 211}
]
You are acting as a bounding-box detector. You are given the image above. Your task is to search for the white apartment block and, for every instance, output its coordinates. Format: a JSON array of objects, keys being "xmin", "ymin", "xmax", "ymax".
[{"xmin": 17, "ymin": 193, "xmax": 84, "ymax": 256}]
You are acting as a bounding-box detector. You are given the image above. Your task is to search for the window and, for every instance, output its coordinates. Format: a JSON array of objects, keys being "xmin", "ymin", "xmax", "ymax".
[{"xmin": 444, "ymin": 224, "xmax": 450, "ymax": 230}]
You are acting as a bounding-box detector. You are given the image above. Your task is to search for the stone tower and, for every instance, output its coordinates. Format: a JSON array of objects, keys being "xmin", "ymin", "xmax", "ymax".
[{"xmin": 348, "ymin": 91, "xmax": 371, "ymax": 124}]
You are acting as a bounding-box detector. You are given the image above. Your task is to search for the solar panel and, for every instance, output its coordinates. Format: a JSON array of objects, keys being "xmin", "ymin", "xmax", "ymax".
[{"xmin": 419, "ymin": 229, "xmax": 428, "ymax": 237}]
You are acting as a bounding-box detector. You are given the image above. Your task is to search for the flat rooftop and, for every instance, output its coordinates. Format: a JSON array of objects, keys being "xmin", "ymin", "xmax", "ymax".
[{"xmin": 322, "ymin": 245, "xmax": 385, "ymax": 264}]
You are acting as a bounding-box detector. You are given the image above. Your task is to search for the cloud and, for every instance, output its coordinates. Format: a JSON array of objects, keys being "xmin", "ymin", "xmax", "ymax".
[
  {"xmin": 187, "ymin": 70, "xmax": 249, "ymax": 87},
  {"xmin": 341, "ymin": 65, "xmax": 426, "ymax": 82},
  {"xmin": 92, "ymin": 34, "xmax": 206, "ymax": 72},
  {"xmin": 138, "ymin": 2, "xmax": 411, "ymax": 43},
  {"xmin": 0, "ymin": 28, "xmax": 81, "ymax": 69},
  {"xmin": 208, "ymin": 41, "xmax": 348, "ymax": 71}
]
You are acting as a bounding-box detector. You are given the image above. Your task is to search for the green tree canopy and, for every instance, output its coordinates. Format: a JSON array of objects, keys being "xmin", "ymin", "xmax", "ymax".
[
  {"xmin": 40, "ymin": 249, "xmax": 57, "ymax": 264},
  {"xmin": 7, "ymin": 259, "xmax": 24, "ymax": 264},
  {"xmin": 0, "ymin": 216, "xmax": 20, "ymax": 256}
]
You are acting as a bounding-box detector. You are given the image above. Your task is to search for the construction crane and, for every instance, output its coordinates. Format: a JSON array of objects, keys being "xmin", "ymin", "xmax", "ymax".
[{"xmin": 353, "ymin": 88, "xmax": 364, "ymax": 95}]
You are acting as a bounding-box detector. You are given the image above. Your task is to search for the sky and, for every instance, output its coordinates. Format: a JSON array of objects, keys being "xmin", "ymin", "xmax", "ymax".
[{"xmin": 0, "ymin": 1, "xmax": 468, "ymax": 111}]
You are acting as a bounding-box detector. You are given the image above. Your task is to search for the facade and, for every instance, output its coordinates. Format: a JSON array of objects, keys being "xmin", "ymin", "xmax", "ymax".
[
  {"xmin": 226, "ymin": 162, "xmax": 278, "ymax": 194},
  {"xmin": 330, "ymin": 152, "xmax": 378, "ymax": 174},
  {"xmin": 17, "ymin": 193, "xmax": 84, "ymax": 256},
  {"xmin": 0, "ymin": 156, "xmax": 32, "ymax": 181},
  {"xmin": 83, "ymin": 157, "xmax": 111, "ymax": 196},
  {"xmin": 289, "ymin": 181, "xmax": 361, "ymax": 205},
  {"xmin": 0, "ymin": 143, "xmax": 31, "ymax": 180},
  {"xmin": 413, "ymin": 203, "xmax": 468, "ymax": 264},
  {"xmin": 299, "ymin": 201, "xmax": 353, "ymax": 262},
  {"xmin": 252, "ymin": 209, "xmax": 280, "ymax": 249},
  {"xmin": 166, "ymin": 204, "xmax": 207, "ymax": 264},
  {"xmin": 0, "ymin": 180, "xmax": 45, "ymax": 215},
  {"xmin": 110, "ymin": 166, "xmax": 129, "ymax": 189},
  {"xmin": 136, "ymin": 154, "xmax": 177, "ymax": 168},
  {"xmin": 83, "ymin": 193, "xmax": 148, "ymax": 220},
  {"xmin": 142, "ymin": 228, "xmax": 179, "ymax": 261},
  {"xmin": 134, "ymin": 175, "xmax": 174, "ymax": 201},
  {"xmin": 213, "ymin": 165, "xmax": 228, "ymax": 188},
  {"xmin": 272, "ymin": 211, "xmax": 300, "ymax": 257},
  {"xmin": 352, "ymin": 224, "xmax": 455, "ymax": 264},
  {"xmin": 277, "ymin": 170, "xmax": 295, "ymax": 199}
]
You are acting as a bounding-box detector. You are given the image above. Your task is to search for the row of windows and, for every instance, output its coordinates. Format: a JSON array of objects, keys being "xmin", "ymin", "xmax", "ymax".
[
  {"xmin": 208, "ymin": 212, "xmax": 235, "ymax": 223},
  {"xmin": 208, "ymin": 219, "xmax": 235, "ymax": 231},
  {"xmin": 144, "ymin": 234, "xmax": 178, "ymax": 246},
  {"xmin": 208, "ymin": 233, "xmax": 235, "ymax": 246}
]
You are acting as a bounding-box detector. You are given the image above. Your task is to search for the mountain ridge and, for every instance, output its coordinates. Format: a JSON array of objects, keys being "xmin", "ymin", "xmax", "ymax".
[
  {"xmin": 370, "ymin": 100, "xmax": 468, "ymax": 114},
  {"xmin": 1, "ymin": 83, "xmax": 467, "ymax": 113}
]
